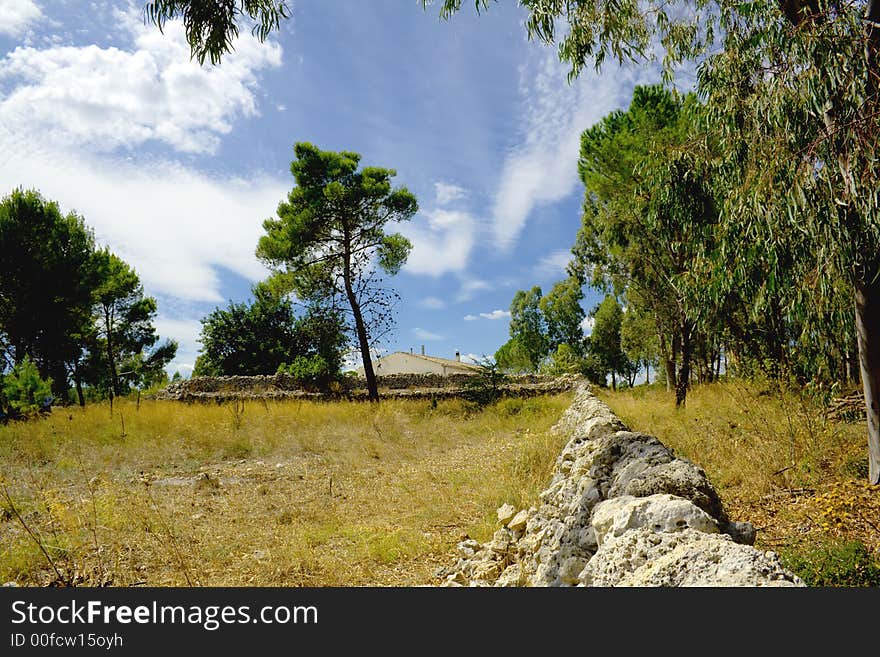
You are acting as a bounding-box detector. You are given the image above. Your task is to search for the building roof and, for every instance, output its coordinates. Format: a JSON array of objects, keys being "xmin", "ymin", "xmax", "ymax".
[
  {"xmin": 390, "ymin": 352, "xmax": 480, "ymax": 371},
  {"xmin": 358, "ymin": 351, "xmax": 480, "ymax": 374}
]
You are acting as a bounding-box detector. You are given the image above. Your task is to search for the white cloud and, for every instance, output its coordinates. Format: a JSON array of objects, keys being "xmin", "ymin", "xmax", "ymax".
[
  {"xmin": 0, "ymin": 0, "xmax": 42, "ymax": 37},
  {"xmin": 535, "ymin": 249, "xmax": 571, "ymax": 279},
  {"xmin": 465, "ymin": 309, "xmax": 510, "ymax": 321},
  {"xmin": 0, "ymin": 6, "xmax": 282, "ymax": 154},
  {"xmin": 491, "ymin": 48, "xmax": 660, "ymax": 250},
  {"xmin": 460, "ymin": 353, "xmax": 483, "ymax": 364},
  {"xmin": 434, "ymin": 181, "xmax": 466, "ymax": 205},
  {"xmin": 580, "ymin": 315, "xmax": 595, "ymax": 336},
  {"xmin": 419, "ymin": 296, "xmax": 447, "ymax": 310},
  {"xmin": 412, "ymin": 327, "xmax": 444, "ymax": 341},
  {"xmin": 153, "ymin": 316, "xmax": 204, "ymax": 378},
  {"xmin": 154, "ymin": 317, "xmax": 203, "ymax": 354},
  {"xmin": 455, "ymin": 279, "xmax": 491, "ymax": 303},
  {"xmin": 400, "ymin": 209, "xmax": 476, "ymax": 276},
  {"xmin": 0, "ymin": 140, "xmax": 287, "ymax": 303}
]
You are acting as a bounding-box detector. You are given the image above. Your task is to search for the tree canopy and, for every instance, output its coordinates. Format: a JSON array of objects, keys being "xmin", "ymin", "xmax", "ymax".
[
  {"xmin": 256, "ymin": 142, "xmax": 418, "ymax": 402},
  {"xmin": 0, "ymin": 188, "xmax": 176, "ymax": 407},
  {"xmin": 194, "ymin": 286, "xmax": 346, "ymax": 383}
]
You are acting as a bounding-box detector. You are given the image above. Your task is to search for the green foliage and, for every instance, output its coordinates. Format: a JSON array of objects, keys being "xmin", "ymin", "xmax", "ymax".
[
  {"xmin": 621, "ymin": 307, "xmax": 659, "ymax": 382},
  {"xmin": 780, "ymin": 539, "xmax": 880, "ymax": 588},
  {"xmin": 494, "ymin": 338, "xmax": 534, "ymax": 374},
  {"xmin": 197, "ymin": 287, "xmax": 346, "ymax": 378},
  {"xmin": 506, "ymin": 286, "xmax": 549, "ymax": 371},
  {"xmin": 256, "ymin": 142, "xmax": 418, "ymax": 402},
  {"xmin": 539, "ymin": 277, "xmax": 586, "ymax": 354},
  {"xmin": 144, "ymin": 1, "xmax": 290, "ymax": 65},
  {"xmin": 87, "ymin": 248, "xmax": 177, "ymax": 397},
  {"xmin": 461, "ymin": 356, "xmax": 509, "ymax": 407},
  {"xmin": 499, "ymin": 277, "xmax": 587, "ymax": 374},
  {"xmin": 589, "ymin": 295, "xmax": 633, "ymax": 389},
  {"xmin": 277, "ymin": 355, "xmax": 337, "ymax": 391},
  {"xmin": 542, "ymin": 343, "xmax": 582, "ymax": 376},
  {"xmin": 1, "ymin": 357, "xmax": 53, "ymax": 420},
  {"xmin": 0, "ymin": 188, "xmax": 96, "ymax": 401}
]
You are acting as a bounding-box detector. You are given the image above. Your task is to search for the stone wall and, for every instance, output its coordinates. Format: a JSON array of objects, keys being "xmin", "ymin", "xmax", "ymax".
[
  {"xmin": 437, "ymin": 380, "xmax": 806, "ymax": 586},
  {"xmin": 153, "ymin": 372, "xmax": 578, "ymax": 402}
]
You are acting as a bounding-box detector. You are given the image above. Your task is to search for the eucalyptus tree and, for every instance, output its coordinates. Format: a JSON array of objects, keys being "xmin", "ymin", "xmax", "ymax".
[
  {"xmin": 697, "ymin": 0, "xmax": 880, "ymax": 480},
  {"xmin": 431, "ymin": 0, "xmax": 880, "ymax": 480},
  {"xmin": 144, "ymin": 0, "xmax": 290, "ymax": 64},
  {"xmin": 539, "ymin": 276, "xmax": 587, "ymax": 355},
  {"xmin": 256, "ymin": 142, "xmax": 418, "ymax": 403}
]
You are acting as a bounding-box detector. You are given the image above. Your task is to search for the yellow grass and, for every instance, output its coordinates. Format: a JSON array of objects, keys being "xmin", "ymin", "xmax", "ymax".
[
  {"xmin": 598, "ymin": 380, "xmax": 880, "ymax": 556},
  {"xmin": 0, "ymin": 393, "xmax": 573, "ymax": 586}
]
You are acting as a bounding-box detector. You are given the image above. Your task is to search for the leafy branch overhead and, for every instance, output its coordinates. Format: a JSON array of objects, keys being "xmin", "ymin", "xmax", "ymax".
[{"xmin": 144, "ymin": 0, "xmax": 290, "ymax": 65}]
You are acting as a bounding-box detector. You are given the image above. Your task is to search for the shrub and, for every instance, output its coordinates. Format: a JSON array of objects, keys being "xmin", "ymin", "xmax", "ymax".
[
  {"xmin": 779, "ymin": 539, "xmax": 880, "ymax": 587},
  {"xmin": 2, "ymin": 357, "xmax": 54, "ymax": 420},
  {"xmin": 462, "ymin": 357, "xmax": 508, "ymax": 407},
  {"xmin": 277, "ymin": 355, "xmax": 337, "ymax": 391}
]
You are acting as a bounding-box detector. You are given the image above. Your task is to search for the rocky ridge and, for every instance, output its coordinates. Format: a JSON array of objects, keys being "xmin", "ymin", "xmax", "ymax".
[{"xmin": 438, "ymin": 380, "xmax": 805, "ymax": 587}]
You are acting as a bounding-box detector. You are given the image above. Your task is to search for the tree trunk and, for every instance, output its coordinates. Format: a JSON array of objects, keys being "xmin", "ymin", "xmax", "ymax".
[
  {"xmin": 644, "ymin": 361, "xmax": 650, "ymax": 385},
  {"xmin": 675, "ymin": 319, "xmax": 691, "ymax": 407},
  {"xmin": 342, "ymin": 247, "xmax": 379, "ymax": 403},
  {"xmin": 105, "ymin": 305, "xmax": 120, "ymax": 398},
  {"xmin": 659, "ymin": 330, "xmax": 676, "ymax": 392},
  {"xmin": 610, "ymin": 370, "xmax": 616, "ymax": 391},
  {"xmin": 74, "ymin": 367, "xmax": 85, "ymax": 407},
  {"xmin": 855, "ymin": 281, "xmax": 880, "ymax": 484}
]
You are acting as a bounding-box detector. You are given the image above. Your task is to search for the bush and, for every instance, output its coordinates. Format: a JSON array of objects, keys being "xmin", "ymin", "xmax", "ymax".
[
  {"xmin": 462, "ymin": 357, "xmax": 508, "ymax": 407},
  {"xmin": 1, "ymin": 357, "xmax": 54, "ymax": 420},
  {"xmin": 780, "ymin": 539, "xmax": 880, "ymax": 587},
  {"xmin": 277, "ymin": 355, "xmax": 338, "ymax": 391}
]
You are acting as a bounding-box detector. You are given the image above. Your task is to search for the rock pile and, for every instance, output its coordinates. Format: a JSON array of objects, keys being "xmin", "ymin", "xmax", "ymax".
[{"xmin": 438, "ymin": 381, "xmax": 805, "ymax": 587}]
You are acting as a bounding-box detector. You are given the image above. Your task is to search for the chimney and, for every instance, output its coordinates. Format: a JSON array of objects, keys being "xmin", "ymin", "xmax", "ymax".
[
  {"xmin": 455, "ymin": 350, "xmax": 460, "ymax": 362},
  {"xmin": 421, "ymin": 345, "xmax": 425, "ymax": 356}
]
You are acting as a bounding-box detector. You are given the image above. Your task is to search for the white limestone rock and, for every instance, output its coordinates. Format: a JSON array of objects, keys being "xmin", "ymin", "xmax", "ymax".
[
  {"xmin": 507, "ymin": 509, "xmax": 530, "ymax": 533},
  {"xmin": 591, "ymin": 494, "xmax": 720, "ymax": 547},
  {"xmin": 580, "ymin": 528, "xmax": 804, "ymax": 587},
  {"xmin": 496, "ymin": 503, "xmax": 516, "ymax": 525}
]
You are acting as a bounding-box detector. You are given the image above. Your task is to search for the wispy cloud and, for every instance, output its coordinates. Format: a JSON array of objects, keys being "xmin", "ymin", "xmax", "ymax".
[
  {"xmin": 455, "ymin": 279, "xmax": 491, "ymax": 303},
  {"xmin": 0, "ymin": 0, "xmax": 42, "ymax": 37},
  {"xmin": 400, "ymin": 209, "xmax": 476, "ymax": 277},
  {"xmin": 491, "ymin": 47, "xmax": 660, "ymax": 250},
  {"xmin": 419, "ymin": 297, "xmax": 447, "ymax": 310},
  {"xmin": 534, "ymin": 248, "xmax": 571, "ymax": 279},
  {"xmin": 464, "ymin": 309, "xmax": 510, "ymax": 321},
  {"xmin": 0, "ymin": 5, "xmax": 282, "ymax": 154},
  {"xmin": 434, "ymin": 181, "xmax": 466, "ymax": 205},
  {"xmin": 412, "ymin": 327, "xmax": 444, "ymax": 341}
]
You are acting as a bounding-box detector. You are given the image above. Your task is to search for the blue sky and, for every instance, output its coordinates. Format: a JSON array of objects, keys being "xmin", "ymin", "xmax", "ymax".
[{"xmin": 0, "ymin": 0, "xmax": 676, "ymax": 375}]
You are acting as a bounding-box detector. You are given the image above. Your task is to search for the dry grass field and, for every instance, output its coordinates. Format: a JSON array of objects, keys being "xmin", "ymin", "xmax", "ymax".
[
  {"xmin": 0, "ymin": 393, "xmax": 573, "ymax": 586},
  {"xmin": 3, "ymin": 379, "xmax": 879, "ymax": 587}
]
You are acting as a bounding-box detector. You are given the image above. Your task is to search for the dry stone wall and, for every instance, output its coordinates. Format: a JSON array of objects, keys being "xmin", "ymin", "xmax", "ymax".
[
  {"xmin": 438, "ymin": 380, "xmax": 806, "ymax": 587},
  {"xmin": 153, "ymin": 373, "xmax": 579, "ymax": 402}
]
